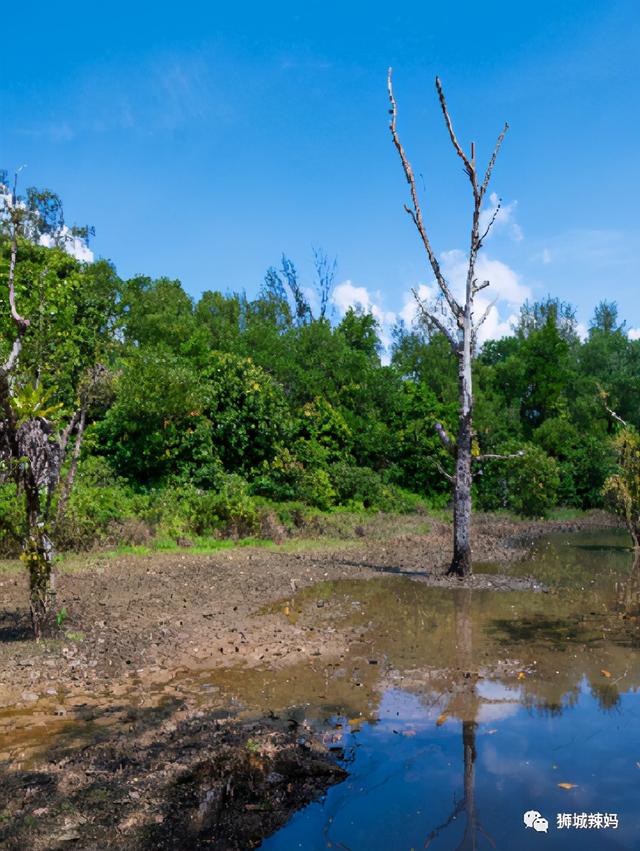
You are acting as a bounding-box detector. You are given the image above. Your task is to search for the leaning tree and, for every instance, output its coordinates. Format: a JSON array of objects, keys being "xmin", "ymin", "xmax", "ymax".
[
  {"xmin": 0, "ymin": 172, "xmax": 113, "ymax": 637},
  {"xmin": 387, "ymin": 70, "xmax": 518, "ymax": 577}
]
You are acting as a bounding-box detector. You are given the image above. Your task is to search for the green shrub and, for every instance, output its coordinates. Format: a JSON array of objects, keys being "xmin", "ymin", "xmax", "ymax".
[
  {"xmin": 476, "ymin": 442, "xmax": 560, "ymax": 517},
  {"xmin": 54, "ymin": 458, "xmax": 151, "ymax": 550},
  {"xmin": 149, "ymin": 475, "xmax": 260, "ymax": 538},
  {"xmin": 0, "ymin": 483, "xmax": 23, "ymax": 555}
]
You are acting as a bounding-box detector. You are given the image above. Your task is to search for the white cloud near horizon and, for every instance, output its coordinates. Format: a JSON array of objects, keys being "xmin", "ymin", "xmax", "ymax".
[
  {"xmin": 39, "ymin": 228, "xmax": 94, "ymax": 263},
  {"xmin": 331, "ymin": 248, "xmax": 532, "ymax": 356},
  {"xmin": 1, "ymin": 188, "xmax": 94, "ymax": 263}
]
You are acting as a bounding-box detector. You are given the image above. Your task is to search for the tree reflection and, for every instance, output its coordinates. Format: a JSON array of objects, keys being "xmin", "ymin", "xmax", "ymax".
[{"xmin": 424, "ymin": 590, "xmax": 497, "ymax": 849}]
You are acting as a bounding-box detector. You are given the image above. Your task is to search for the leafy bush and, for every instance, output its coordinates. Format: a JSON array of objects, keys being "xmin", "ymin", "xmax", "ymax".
[
  {"xmin": 148, "ymin": 475, "xmax": 260, "ymax": 538},
  {"xmin": 0, "ymin": 483, "xmax": 23, "ymax": 555},
  {"xmin": 476, "ymin": 442, "xmax": 560, "ymax": 517},
  {"xmin": 54, "ymin": 458, "xmax": 151, "ymax": 550},
  {"xmin": 330, "ymin": 462, "xmax": 382, "ymax": 507}
]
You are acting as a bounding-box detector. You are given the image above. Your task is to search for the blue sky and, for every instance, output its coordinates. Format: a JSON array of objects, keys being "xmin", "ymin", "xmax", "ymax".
[{"xmin": 2, "ymin": 0, "xmax": 639, "ymax": 343}]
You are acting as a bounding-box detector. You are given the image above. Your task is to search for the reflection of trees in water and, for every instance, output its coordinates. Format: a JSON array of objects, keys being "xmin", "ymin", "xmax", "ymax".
[
  {"xmin": 424, "ymin": 720, "xmax": 497, "ymax": 850},
  {"xmin": 424, "ymin": 591, "xmax": 496, "ymax": 850},
  {"xmin": 421, "ymin": 577, "xmax": 635, "ymax": 848},
  {"xmin": 615, "ymin": 553, "xmax": 640, "ymax": 619},
  {"xmin": 589, "ymin": 681, "xmax": 621, "ymax": 710}
]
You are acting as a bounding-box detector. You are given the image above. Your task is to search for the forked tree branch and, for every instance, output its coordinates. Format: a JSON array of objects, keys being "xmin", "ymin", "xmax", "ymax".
[
  {"xmin": 435, "ymin": 76, "xmax": 478, "ymax": 196},
  {"xmin": 412, "ymin": 288, "xmax": 458, "ymax": 352},
  {"xmin": 388, "ymin": 68, "xmax": 463, "ymax": 327}
]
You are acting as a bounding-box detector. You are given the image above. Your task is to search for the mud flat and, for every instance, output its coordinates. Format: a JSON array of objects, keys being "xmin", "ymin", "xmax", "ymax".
[{"xmin": 0, "ymin": 510, "xmax": 628, "ymax": 849}]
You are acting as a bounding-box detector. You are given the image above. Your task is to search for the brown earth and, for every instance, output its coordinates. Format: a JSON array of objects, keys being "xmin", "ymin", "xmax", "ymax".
[{"xmin": 0, "ymin": 510, "xmax": 620, "ymax": 849}]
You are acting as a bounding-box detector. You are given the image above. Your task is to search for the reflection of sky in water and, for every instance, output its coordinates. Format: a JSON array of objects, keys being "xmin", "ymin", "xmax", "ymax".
[
  {"xmin": 262, "ymin": 531, "xmax": 640, "ymax": 851},
  {"xmin": 262, "ymin": 681, "xmax": 640, "ymax": 850}
]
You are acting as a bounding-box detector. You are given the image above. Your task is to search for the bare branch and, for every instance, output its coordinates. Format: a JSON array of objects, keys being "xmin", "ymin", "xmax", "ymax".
[
  {"xmin": 474, "ymin": 450, "xmax": 525, "ymax": 462},
  {"xmin": 58, "ymin": 409, "xmax": 82, "ymax": 459},
  {"xmin": 473, "ymin": 279, "xmax": 490, "ymax": 294},
  {"xmin": 480, "ymin": 123, "xmax": 509, "ymax": 202},
  {"xmin": 599, "ymin": 389, "xmax": 627, "ymax": 426},
  {"xmin": 477, "ymin": 198, "xmax": 501, "ymax": 247},
  {"xmin": 435, "ymin": 76, "xmax": 477, "ymax": 195},
  {"xmin": 473, "ymin": 295, "xmax": 499, "ymax": 333},
  {"xmin": 56, "ymin": 407, "xmax": 87, "ymax": 522},
  {"xmin": 435, "ymin": 421, "xmax": 455, "ymax": 455},
  {"xmin": 412, "ymin": 289, "xmax": 459, "ymax": 352},
  {"xmin": 434, "ymin": 459, "xmax": 454, "ymax": 484},
  {"xmin": 2, "ymin": 336, "xmax": 23, "ymax": 374},
  {"xmin": 388, "ymin": 68, "xmax": 463, "ymax": 325},
  {"xmin": 7, "ymin": 220, "xmax": 30, "ymax": 333}
]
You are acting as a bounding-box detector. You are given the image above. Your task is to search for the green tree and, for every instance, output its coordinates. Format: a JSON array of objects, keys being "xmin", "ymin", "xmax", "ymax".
[
  {"xmin": 0, "ymin": 173, "xmax": 113, "ymax": 636},
  {"xmin": 603, "ymin": 427, "xmax": 640, "ymax": 547}
]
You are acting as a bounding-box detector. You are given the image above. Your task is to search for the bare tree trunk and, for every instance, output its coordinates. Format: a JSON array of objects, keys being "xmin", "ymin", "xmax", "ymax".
[
  {"xmin": 24, "ymin": 488, "xmax": 56, "ymax": 639},
  {"xmin": 451, "ymin": 312, "xmax": 474, "ymax": 577}
]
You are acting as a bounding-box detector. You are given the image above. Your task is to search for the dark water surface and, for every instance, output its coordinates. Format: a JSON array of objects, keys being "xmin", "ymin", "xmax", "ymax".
[{"xmin": 259, "ymin": 530, "xmax": 640, "ymax": 850}]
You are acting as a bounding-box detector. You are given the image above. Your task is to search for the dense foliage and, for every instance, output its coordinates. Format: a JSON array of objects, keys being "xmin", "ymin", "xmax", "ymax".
[{"xmin": 2, "ymin": 234, "xmax": 638, "ymax": 552}]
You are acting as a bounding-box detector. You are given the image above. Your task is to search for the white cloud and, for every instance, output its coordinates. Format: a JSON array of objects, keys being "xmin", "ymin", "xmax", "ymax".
[
  {"xmin": 440, "ymin": 249, "xmax": 531, "ymax": 307},
  {"xmin": 332, "ymin": 250, "xmax": 531, "ymax": 355},
  {"xmin": 39, "ymin": 229, "xmax": 94, "ymax": 263},
  {"xmin": 576, "ymin": 322, "xmax": 588, "ymax": 342},
  {"xmin": 331, "ymin": 280, "xmax": 397, "ymax": 358},
  {"xmin": 629, "ymin": 328, "xmax": 640, "ymax": 341},
  {"xmin": 399, "ymin": 283, "xmax": 438, "ymax": 327},
  {"xmin": 478, "ymin": 192, "xmax": 523, "ymax": 243},
  {"xmin": 1, "ymin": 188, "xmax": 94, "ymax": 263}
]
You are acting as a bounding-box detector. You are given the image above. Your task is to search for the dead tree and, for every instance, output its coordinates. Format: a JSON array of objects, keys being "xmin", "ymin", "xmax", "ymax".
[
  {"xmin": 388, "ymin": 69, "xmax": 510, "ymax": 577},
  {"xmin": 0, "ymin": 174, "xmax": 101, "ymax": 637}
]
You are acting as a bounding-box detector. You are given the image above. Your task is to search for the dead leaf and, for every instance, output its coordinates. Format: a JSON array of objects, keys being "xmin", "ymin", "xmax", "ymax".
[
  {"xmin": 557, "ymin": 782, "xmax": 578, "ymax": 790},
  {"xmin": 436, "ymin": 712, "xmax": 449, "ymax": 727},
  {"xmin": 283, "ymin": 606, "xmax": 290, "ymax": 616},
  {"xmin": 601, "ymin": 669, "xmax": 612, "ymax": 678},
  {"xmin": 517, "ymin": 671, "xmax": 526, "ymax": 681}
]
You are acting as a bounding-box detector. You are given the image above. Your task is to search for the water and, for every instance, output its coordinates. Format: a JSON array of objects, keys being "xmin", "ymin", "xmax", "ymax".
[{"xmin": 259, "ymin": 530, "xmax": 640, "ymax": 850}]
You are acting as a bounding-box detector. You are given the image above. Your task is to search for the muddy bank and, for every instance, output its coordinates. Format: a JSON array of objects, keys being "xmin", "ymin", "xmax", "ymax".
[{"xmin": 0, "ymin": 710, "xmax": 346, "ymax": 850}]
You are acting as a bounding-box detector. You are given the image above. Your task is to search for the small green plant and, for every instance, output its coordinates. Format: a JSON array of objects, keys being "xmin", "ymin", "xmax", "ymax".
[
  {"xmin": 65, "ymin": 630, "xmax": 84, "ymax": 642},
  {"xmin": 55, "ymin": 607, "xmax": 68, "ymax": 627}
]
